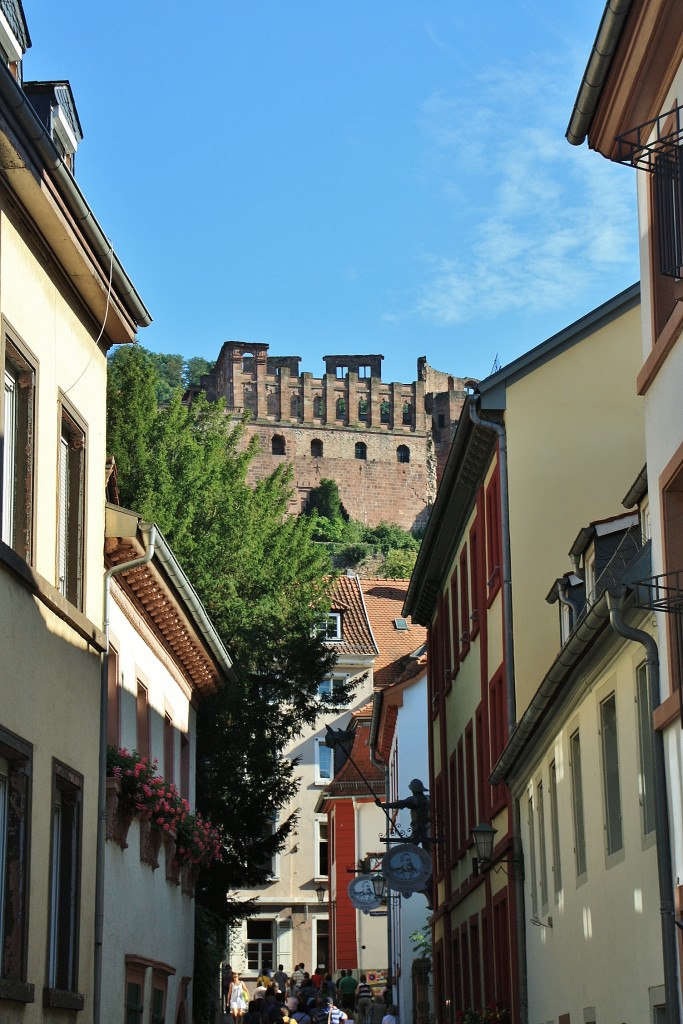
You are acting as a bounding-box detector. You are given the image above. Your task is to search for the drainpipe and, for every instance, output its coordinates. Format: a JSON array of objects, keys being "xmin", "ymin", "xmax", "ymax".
[
  {"xmin": 369, "ymin": 700, "xmax": 394, "ymax": 1016},
  {"xmin": 557, "ymin": 580, "xmax": 582, "ymax": 621},
  {"xmin": 606, "ymin": 591, "xmax": 680, "ymax": 1024},
  {"xmin": 94, "ymin": 524, "xmax": 157, "ymax": 1024},
  {"xmin": 468, "ymin": 404, "xmax": 527, "ymax": 1023}
]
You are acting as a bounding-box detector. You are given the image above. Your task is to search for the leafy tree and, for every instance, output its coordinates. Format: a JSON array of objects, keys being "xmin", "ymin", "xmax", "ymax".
[
  {"xmin": 377, "ymin": 546, "xmax": 417, "ymax": 579},
  {"xmin": 106, "ymin": 345, "xmax": 356, "ymax": 917},
  {"xmin": 184, "ymin": 355, "xmax": 213, "ymax": 387}
]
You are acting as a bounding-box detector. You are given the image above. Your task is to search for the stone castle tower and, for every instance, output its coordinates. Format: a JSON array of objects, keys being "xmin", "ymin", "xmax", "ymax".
[{"xmin": 191, "ymin": 342, "xmax": 476, "ymax": 530}]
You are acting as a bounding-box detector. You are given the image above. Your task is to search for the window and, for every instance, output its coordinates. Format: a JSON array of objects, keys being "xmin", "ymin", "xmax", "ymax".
[
  {"xmin": 527, "ymin": 794, "xmax": 538, "ymax": 915},
  {"xmin": 107, "ymin": 646, "xmax": 121, "ymax": 748},
  {"xmin": 537, "ymin": 781, "xmax": 548, "ymax": 907},
  {"xmin": 358, "ymin": 398, "xmax": 368, "ymax": 420},
  {"xmin": 316, "ymin": 612, "xmax": 342, "ymax": 641},
  {"xmin": 151, "ymin": 983, "xmax": 166, "ymax": 1024},
  {"xmin": 0, "ymin": 727, "xmax": 32, "ymax": 1002},
  {"xmin": 57, "ymin": 405, "xmax": 85, "ymax": 608},
  {"xmin": 47, "ymin": 761, "xmax": 83, "ymax": 1004},
  {"xmin": 317, "ymin": 673, "xmax": 347, "ymax": 702},
  {"xmin": 125, "ymin": 971, "xmax": 145, "ymax": 1024},
  {"xmin": 485, "ymin": 469, "xmax": 502, "ymax": 601},
  {"xmin": 242, "ymin": 354, "xmax": 255, "ymax": 375},
  {"xmin": 335, "ymin": 397, "xmax": 346, "ymax": 420},
  {"xmin": 271, "ymin": 434, "xmax": 286, "ymax": 456},
  {"xmin": 290, "ymin": 395, "xmax": 301, "ymax": 418},
  {"xmin": 570, "ymin": 730, "xmax": 587, "ymax": 877},
  {"xmin": 402, "ymin": 401, "xmax": 412, "ymax": 426},
  {"xmin": 469, "ymin": 523, "xmax": 480, "ymax": 639},
  {"xmin": 136, "ymin": 681, "xmax": 150, "ymax": 759},
  {"xmin": 549, "ymin": 760, "xmax": 562, "ymax": 895},
  {"xmin": 1, "ymin": 334, "xmax": 35, "ymax": 559},
  {"xmin": 380, "ymin": 400, "xmax": 390, "ymax": 424},
  {"xmin": 449, "ymin": 569, "xmax": 460, "ymax": 675},
  {"xmin": 560, "ymin": 602, "xmax": 573, "ymax": 645},
  {"xmin": 600, "ymin": 693, "xmax": 623, "ymax": 855},
  {"xmin": 314, "ymin": 916, "xmax": 329, "ymax": 971},
  {"xmin": 355, "ymin": 441, "xmax": 367, "ymax": 461},
  {"xmin": 335, "ymin": 366, "xmax": 348, "ymax": 379},
  {"xmin": 164, "ymin": 712, "xmax": 174, "ymax": 785},
  {"xmin": 247, "ymin": 919, "xmax": 274, "ymax": 973},
  {"xmin": 316, "ymin": 740, "xmax": 334, "ymax": 784},
  {"xmin": 653, "ymin": 146, "xmax": 683, "ymax": 278},
  {"xmin": 315, "ymin": 817, "xmax": 329, "ymax": 877},
  {"xmin": 465, "ymin": 724, "xmax": 475, "ymax": 833},
  {"xmin": 313, "ymin": 395, "xmax": 323, "ymax": 418},
  {"xmin": 180, "ymin": 732, "xmax": 190, "ymax": 801},
  {"xmin": 311, "ymin": 439, "xmax": 323, "ymax": 458},
  {"xmin": 358, "ymin": 365, "xmax": 371, "ymax": 379},
  {"xmin": 397, "ymin": 445, "xmax": 410, "ymax": 464},
  {"xmin": 636, "ymin": 663, "xmax": 657, "ymax": 836},
  {"xmin": 459, "ymin": 547, "xmax": 470, "ymax": 654}
]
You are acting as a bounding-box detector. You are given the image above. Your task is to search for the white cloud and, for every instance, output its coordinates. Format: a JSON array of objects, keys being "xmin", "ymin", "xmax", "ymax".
[{"xmin": 406, "ymin": 55, "xmax": 638, "ymax": 328}]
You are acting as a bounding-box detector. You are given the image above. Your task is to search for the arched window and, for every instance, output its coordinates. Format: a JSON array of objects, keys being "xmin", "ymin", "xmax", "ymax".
[
  {"xmin": 380, "ymin": 401, "xmax": 391, "ymax": 424},
  {"xmin": 313, "ymin": 395, "xmax": 324, "ymax": 418},
  {"xmin": 355, "ymin": 441, "xmax": 367, "ymax": 461},
  {"xmin": 271, "ymin": 434, "xmax": 286, "ymax": 456},
  {"xmin": 311, "ymin": 439, "xmax": 323, "ymax": 458},
  {"xmin": 402, "ymin": 401, "xmax": 412, "ymax": 426},
  {"xmin": 397, "ymin": 445, "xmax": 410, "ymax": 464},
  {"xmin": 358, "ymin": 398, "xmax": 369, "ymax": 421},
  {"xmin": 336, "ymin": 397, "xmax": 346, "ymax": 420}
]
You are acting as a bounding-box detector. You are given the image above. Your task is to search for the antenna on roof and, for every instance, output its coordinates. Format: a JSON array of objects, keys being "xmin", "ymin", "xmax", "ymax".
[{"xmin": 490, "ymin": 353, "xmax": 501, "ymax": 374}]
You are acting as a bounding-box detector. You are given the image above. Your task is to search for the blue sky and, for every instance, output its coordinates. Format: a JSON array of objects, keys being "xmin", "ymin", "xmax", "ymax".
[{"xmin": 25, "ymin": 1, "xmax": 639, "ymax": 384}]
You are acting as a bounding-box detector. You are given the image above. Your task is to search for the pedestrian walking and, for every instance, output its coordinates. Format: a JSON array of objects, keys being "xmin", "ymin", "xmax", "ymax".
[
  {"xmin": 228, "ymin": 973, "xmax": 250, "ymax": 1023},
  {"xmin": 355, "ymin": 976, "xmax": 373, "ymax": 1024}
]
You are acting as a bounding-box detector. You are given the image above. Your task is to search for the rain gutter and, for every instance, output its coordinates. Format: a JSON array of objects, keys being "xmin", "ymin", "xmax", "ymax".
[
  {"xmin": 566, "ymin": 0, "xmax": 634, "ymax": 146},
  {"xmin": 0, "ymin": 60, "xmax": 152, "ymax": 329}
]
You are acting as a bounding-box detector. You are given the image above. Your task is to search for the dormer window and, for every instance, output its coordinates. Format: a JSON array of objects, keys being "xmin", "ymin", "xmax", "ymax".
[
  {"xmin": 560, "ymin": 602, "xmax": 573, "ymax": 645},
  {"xmin": 23, "ymin": 82, "xmax": 83, "ymax": 175},
  {"xmin": 0, "ymin": 3, "xmax": 26, "ymax": 83},
  {"xmin": 584, "ymin": 551, "xmax": 597, "ymax": 603},
  {"xmin": 316, "ymin": 612, "xmax": 342, "ymax": 641}
]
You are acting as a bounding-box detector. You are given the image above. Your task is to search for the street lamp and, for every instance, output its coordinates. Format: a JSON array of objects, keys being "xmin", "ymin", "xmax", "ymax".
[
  {"xmin": 315, "ymin": 885, "xmax": 327, "ymax": 904},
  {"xmin": 471, "ymin": 822, "xmax": 497, "ymax": 875},
  {"xmin": 371, "ymin": 874, "xmax": 387, "ymax": 901}
]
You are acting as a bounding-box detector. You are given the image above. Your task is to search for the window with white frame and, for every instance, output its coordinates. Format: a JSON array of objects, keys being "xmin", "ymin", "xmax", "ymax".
[
  {"xmin": 636, "ymin": 663, "xmax": 656, "ymax": 836},
  {"xmin": 569, "ymin": 730, "xmax": 587, "ymax": 878},
  {"xmin": 316, "ymin": 613, "xmax": 342, "ymax": 641},
  {"xmin": 317, "ymin": 674, "xmax": 348, "ymax": 703},
  {"xmin": 549, "ymin": 760, "xmax": 562, "ymax": 895},
  {"xmin": 537, "ymin": 781, "xmax": 548, "ymax": 907},
  {"xmin": 316, "ymin": 740, "xmax": 334, "ymax": 785},
  {"xmin": 315, "ymin": 816, "xmax": 329, "ymax": 878},
  {"xmin": 2, "ymin": 335, "xmax": 35, "ymax": 559},
  {"xmin": 246, "ymin": 919, "xmax": 274, "ymax": 974},
  {"xmin": 57, "ymin": 405, "xmax": 85, "ymax": 608},
  {"xmin": 600, "ymin": 693, "xmax": 623, "ymax": 856}
]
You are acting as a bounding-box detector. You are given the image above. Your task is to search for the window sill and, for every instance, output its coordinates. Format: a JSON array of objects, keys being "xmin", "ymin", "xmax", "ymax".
[
  {"xmin": 43, "ymin": 988, "xmax": 85, "ymax": 1010},
  {"xmin": 0, "ymin": 979, "xmax": 35, "ymax": 1003},
  {"xmin": 0, "ymin": 539, "xmax": 105, "ymax": 651}
]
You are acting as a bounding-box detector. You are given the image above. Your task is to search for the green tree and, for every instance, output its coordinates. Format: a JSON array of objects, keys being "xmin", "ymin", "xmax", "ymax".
[
  {"xmin": 107, "ymin": 345, "xmax": 356, "ymax": 909},
  {"xmin": 184, "ymin": 355, "xmax": 213, "ymax": 387}
]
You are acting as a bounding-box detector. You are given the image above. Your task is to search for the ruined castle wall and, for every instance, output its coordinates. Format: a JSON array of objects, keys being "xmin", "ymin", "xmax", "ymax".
[{"xmin": 244, "ymin": 423, "xmax": 432, "ymax": 530}]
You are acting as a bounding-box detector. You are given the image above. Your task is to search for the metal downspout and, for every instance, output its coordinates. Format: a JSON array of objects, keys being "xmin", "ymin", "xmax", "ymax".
[
  {"xmin": 468, "ymin": 403, "xmax": 527, "ymax": 1023},
  {"xmin": 94, "ymin": 524, "xmax": 157, "ymax": 1024},
  {"xmin": 557, "ymin": 580, "xmax": 582, "ymax": 621},
  {"xmin": 369, "ymin": 703, "xmax": 394, "ymax": 1015},
  {"xmin": 606, "ymin": 591, "xmax": 680, "ymax": 1024}
]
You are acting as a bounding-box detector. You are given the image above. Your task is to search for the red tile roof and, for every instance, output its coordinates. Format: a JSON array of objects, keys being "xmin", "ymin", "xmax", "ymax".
[
  {"xmin": 330, "ymin": 573, "xmax": 379, "ymax": 657},
  {"xmin": 359, "ymin": 579, "xmax": 427, "ymax": 689}
]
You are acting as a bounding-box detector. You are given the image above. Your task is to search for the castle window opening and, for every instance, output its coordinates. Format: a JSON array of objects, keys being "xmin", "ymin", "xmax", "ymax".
[
  {"xmin": 380, "ymin": 400, "xmax": 391, "ymax": 424},
  {"xmin": 402, "ymin": 401, "xmax": 412, "ymax": 425},
  {"xmin": 336, "ymin": 366, "xmax": 349, "ymax": 380},
  {"xmin": 438, "ymin": 413, "xmax": 445, "ymax": 428},
  {"xmin": 397, "ymin": 445, "xmax": 410, "ymax": 464},
  {"xmin": 336, "ymin": 397, "xmax": 346, "ymax": 420},
  {"xmin": 242, "ymin": 354, "xmax": 255, "ymax": 375},
  {"xmin": 313, "ymin": 395, "xmax": 324, "ymax": 418},
  {"xmin": 311, "ymin": 439, "xmax": 323, "ymax": 458},
  {"xmin": 355, "ymin": 441, "xmax": 367, "ymax": 461},
  {"xmin": 272, "ymin": 434, "xmax": 286, "ymax": 456},
  {"xmin": 291, "ymin": 394, "xmax": 301, "ymax": 418},
  {"xmin": 358, "ymin": 398, "xmax": 369, "ymax": 421}
]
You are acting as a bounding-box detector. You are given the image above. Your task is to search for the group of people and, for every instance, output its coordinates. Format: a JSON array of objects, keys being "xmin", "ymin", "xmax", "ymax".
[{"xmin": 223, "ymin": 964, "xmax": 398, "ymax": 1024}]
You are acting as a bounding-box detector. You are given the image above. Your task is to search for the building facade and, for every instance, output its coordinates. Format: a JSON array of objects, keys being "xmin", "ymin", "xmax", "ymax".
[
  {"xmin": 192, "ymin": 342, "xmax": 476, "ymax": 530},
  {"xmin": 568, "ymin": 2, "xmax": 683, "ymax": 1016},
  {"xmin": 0, "ymin": 3, "xmax": 150, "ymax": 1019},
  {"xmin": 404, "ymin": 286, "xmax": 645, "ymax": 1024}
]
